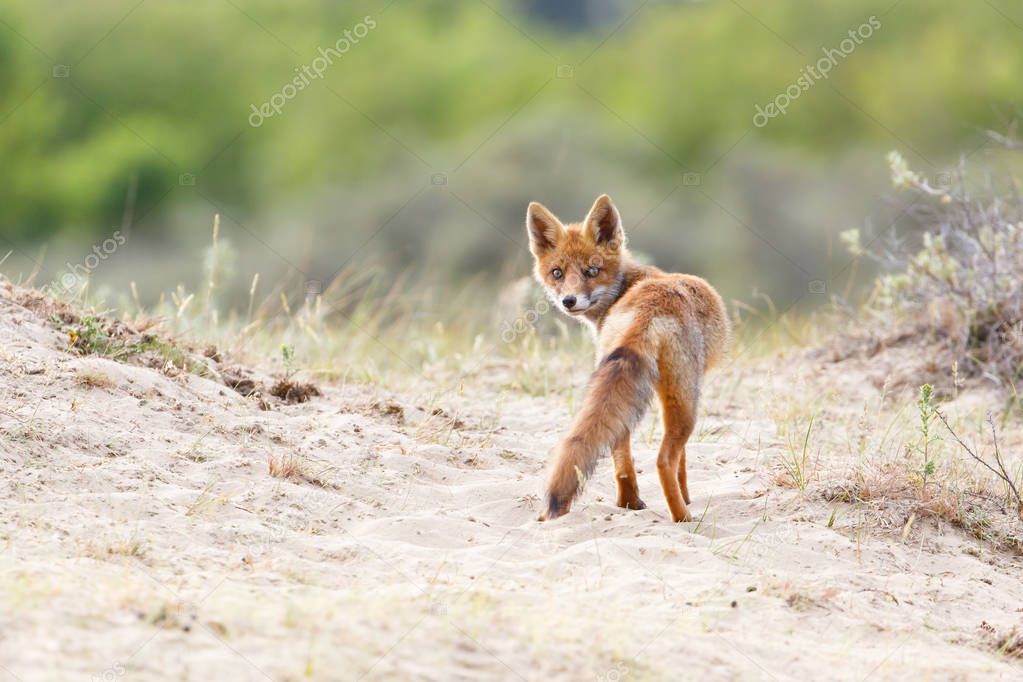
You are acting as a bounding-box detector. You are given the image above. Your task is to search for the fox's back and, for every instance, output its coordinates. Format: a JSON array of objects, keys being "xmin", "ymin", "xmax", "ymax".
[{"xmin": 601, "ymin": 272, "xmax": 730, "ymax": 371}]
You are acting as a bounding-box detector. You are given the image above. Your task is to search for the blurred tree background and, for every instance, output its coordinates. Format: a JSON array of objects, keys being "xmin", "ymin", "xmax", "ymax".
[{"xmin": 1, "ymin": 0, "xmax": 1020, "ymax": 312}]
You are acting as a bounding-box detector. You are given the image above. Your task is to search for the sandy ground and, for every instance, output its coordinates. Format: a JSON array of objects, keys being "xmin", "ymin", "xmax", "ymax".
[{"xmin": 2, "ymin": 283, "xmax": 1022, "ymax": 682}]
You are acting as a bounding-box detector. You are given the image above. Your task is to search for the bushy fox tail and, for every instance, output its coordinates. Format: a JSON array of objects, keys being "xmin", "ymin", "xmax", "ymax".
[{"xmin": 541, "ymin": 346, "xmax": 658, "ymax": 520}]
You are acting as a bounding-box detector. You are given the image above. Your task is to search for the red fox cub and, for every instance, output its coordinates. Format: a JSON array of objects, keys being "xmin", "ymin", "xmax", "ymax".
[{"xmin": 527, "ymin": 195, "xmax": 729, "ymax": 523}]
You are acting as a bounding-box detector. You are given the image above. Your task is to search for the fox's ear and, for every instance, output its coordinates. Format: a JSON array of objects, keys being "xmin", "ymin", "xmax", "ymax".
[
  {"xmin": 584, "ymin": 194, "xmax": 624, "ymax": 247},
  {"xmin": 526, "ymin": 202, "xmax": 564, "ymax": 257}
]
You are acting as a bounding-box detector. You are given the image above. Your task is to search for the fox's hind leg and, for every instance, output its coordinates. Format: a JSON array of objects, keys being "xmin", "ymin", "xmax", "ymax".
[
  {"xmin": 611, "ymin": 433, "xmax": 645, "ymax": 510},
  {"xmin": 677, "ymin": 445, "xmax": 691, "ymax": 505},
  {"xmin": 655, "ymin": 385, "xmax": 696, "ymax": 523}
]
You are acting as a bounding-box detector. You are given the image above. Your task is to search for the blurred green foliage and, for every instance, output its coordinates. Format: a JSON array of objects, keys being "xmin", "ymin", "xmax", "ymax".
[{"xmin": 1, "ymin": 0, "xmax": 1020, "ymax": 297}]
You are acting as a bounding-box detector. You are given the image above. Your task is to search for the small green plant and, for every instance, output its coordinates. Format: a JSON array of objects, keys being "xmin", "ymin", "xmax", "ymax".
[
  {"xmin": 60, "ymin": 309, "xmax": 214, "ymax": 378},
  {"xmin": 915, "ymin": 384, "xmax": 939, "ymax": 487},
  {"xmin": 65, "ymin": 315, "xmax": 115, "ymax": 355},
  {"xmin": 281, "ymin": 344, "xmax": 297, "ymax": 380}
]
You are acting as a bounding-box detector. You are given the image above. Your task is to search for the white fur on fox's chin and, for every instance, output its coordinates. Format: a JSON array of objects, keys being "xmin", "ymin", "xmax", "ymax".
[{"xmin": 565, "ymin": 300, "xmax": 590, "ymax": 314}]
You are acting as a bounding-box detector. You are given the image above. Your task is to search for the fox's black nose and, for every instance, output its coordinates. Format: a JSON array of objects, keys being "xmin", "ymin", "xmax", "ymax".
[{"xmin": 562, "ymin": 295, "xmax": 577, "ymax": 309}]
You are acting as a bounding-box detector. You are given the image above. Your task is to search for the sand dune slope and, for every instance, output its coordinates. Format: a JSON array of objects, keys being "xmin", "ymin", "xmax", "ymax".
[{"xmin": 1, "ymin": 286, "xmax": 1021, "ymax": 681}]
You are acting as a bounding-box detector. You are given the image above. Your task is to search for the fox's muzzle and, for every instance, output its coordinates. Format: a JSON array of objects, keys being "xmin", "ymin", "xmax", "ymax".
[{"xmin": 561, "ymin": 293, "xmax": 591, "ymax": 313}]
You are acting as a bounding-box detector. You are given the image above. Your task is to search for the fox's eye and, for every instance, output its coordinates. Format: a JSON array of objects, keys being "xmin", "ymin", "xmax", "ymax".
[
  {"xmin": 551, "ymin": 267, "xmax": 563, "ymax": 280},
  {"xmin": 584, "ymin": 266, "xmax": 599, "ymax": 278}
]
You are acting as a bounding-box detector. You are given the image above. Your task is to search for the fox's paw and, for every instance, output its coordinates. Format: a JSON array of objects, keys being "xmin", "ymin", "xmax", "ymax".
[
  {"xmin": 670, "ymin": 508, "xmax": 692, "ymax": 523},
  {"xmin": 616, "ymin": 496, "xmax": 647, "ymax": 511}
]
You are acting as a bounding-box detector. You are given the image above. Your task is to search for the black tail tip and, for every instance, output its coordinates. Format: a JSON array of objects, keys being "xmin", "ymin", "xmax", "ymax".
[{"xmin": 538, "ymin": 492, "xmax": 568, "ymax": 522}]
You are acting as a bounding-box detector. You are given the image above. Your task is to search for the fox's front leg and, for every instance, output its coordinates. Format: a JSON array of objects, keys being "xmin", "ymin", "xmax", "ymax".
[{"xmin": 612, "ymin": 433, "xmax": 646, "ymax": 510}]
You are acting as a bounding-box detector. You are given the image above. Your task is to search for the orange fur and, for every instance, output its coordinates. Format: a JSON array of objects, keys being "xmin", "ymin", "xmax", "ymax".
[{"xmin": 527, "ymin": 195, "xmax": 729, "ymax": 522}]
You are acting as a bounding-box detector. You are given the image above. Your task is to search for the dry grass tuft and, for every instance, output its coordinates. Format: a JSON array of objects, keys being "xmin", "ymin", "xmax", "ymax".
[
  {"xmin": 75, "ymin": 369, "xmax": 115, "ymax": 389},
  {"xmin": 83, "ymin": 538, "xmax": 146, "ymax": 560},
  {"xmin": 221, "ymin": 365, "xmax": 261, "ymax": 397},
  {"xmin": 267, "ymin": 453, "xmax": 305, "ymax": 480},
  {"xmin": 267, "ymin": 453, "xmax": 332, "ymax": 487},
  {"xmin": 980, "ymin": 621, "xmax": 1023, "ymax": 660},
  {"xmin": 369, "ymin": 400, "xmax": 405, "ymax": 421},
  {"xmin": 269, "ymin": 378, "xmax": 320, "ymax": 404},
  {"xmin": 827, "ymin": 445, "xmax": 1023, "ymax": 553},
  {"xmin": 832, "ymin": 458, "xmax": 962, "ymax": 521}
]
